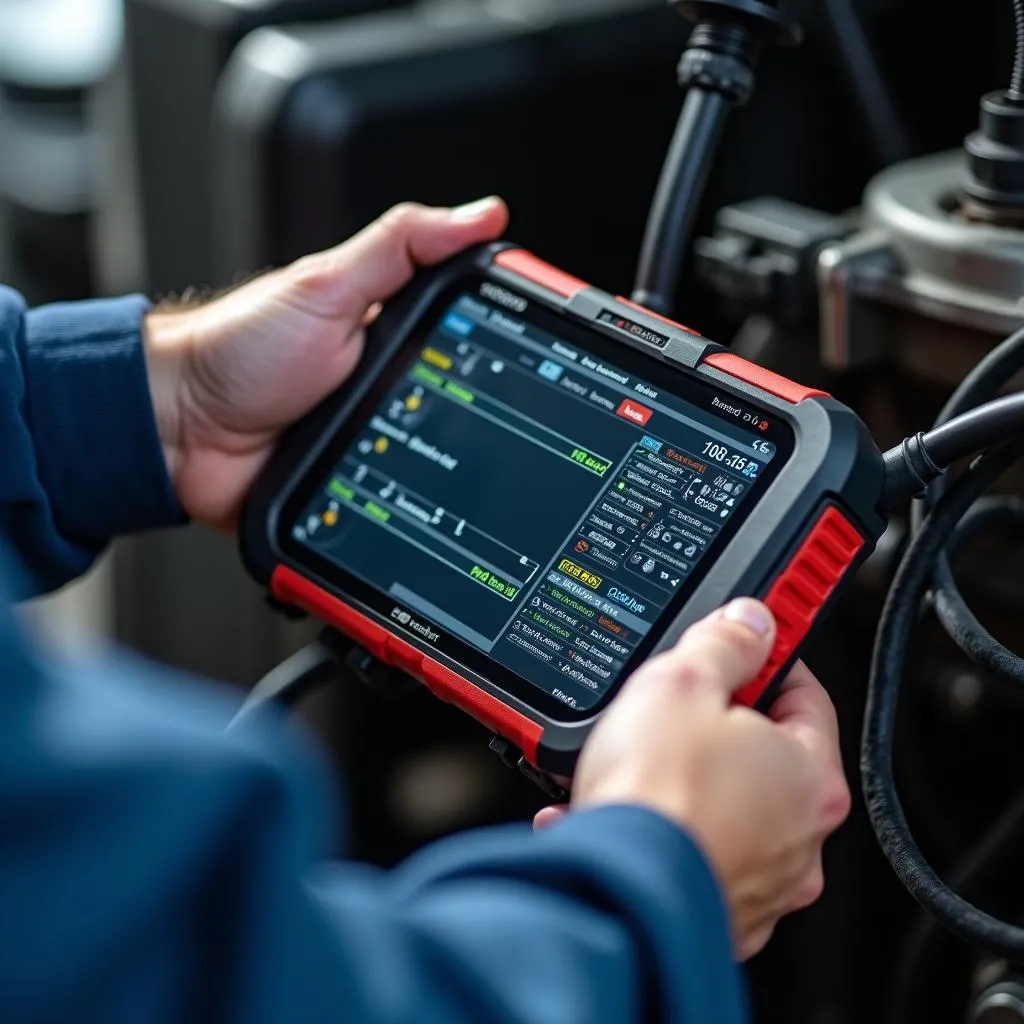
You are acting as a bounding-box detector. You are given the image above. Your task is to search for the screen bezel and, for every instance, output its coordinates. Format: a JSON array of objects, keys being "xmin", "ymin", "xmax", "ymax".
[{"xmin": 277, "ymin": 273, "xmax": 796, "ymax": 723}]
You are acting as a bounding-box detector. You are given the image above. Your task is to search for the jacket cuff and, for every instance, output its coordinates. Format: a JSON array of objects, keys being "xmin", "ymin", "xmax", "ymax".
[
  {"xmin": 540, "ymin": 806, "xmax": 744, "ymax": 1020},
  {"xmin": 395, "ymin": 804, "xmax": 746, "ymax": 1024},
  {"xmin": 24, "ymin": 296, "xmax": 186, "ymax": 540}
]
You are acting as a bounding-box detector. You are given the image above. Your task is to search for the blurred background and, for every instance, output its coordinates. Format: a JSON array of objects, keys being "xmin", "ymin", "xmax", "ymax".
[{"xmin": 4, "ymin": 0, "xmax": 1024, "ymax": 1020}]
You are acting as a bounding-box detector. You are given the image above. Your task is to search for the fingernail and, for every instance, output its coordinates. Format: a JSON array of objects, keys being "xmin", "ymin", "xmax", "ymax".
[
  {"xmin": 722, "ymin": 598, "xmax": 774, "ymax": 639},
  {"xmin": 450, "ymin": 196, "xmax": 500, "ymax": 221}
]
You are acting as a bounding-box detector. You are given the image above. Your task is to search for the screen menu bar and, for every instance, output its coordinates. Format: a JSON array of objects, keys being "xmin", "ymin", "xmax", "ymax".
[{"xmin": 448, "ymin": 295, "xmax": 777, "ymax": 464}]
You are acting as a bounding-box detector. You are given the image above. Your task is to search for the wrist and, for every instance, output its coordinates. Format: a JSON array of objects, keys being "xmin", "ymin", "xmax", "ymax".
[{"xmin": 142, "ymin": 310, "xmax": 192, "ymax": 496}]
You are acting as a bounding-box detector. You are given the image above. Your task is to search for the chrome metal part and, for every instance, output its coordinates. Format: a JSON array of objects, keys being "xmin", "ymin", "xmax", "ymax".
[
  {"xmin": 970, "ymin": 980, "xmax": 1024, "ymax": 1022},
  {"xmin": 818, "ymin": 151, "xmax": 1024, "ymax": 372}
]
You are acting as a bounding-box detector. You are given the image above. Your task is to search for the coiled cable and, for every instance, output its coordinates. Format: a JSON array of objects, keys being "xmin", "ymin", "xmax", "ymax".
[
  {"xmin": 864, "ymin": 437, "xmax": 1024, "ymax": 958},
  {"xmin": 863, "ymin": 317, "xmax": 1024, "ymax": 958},
  {"xmin": 886, "ymin": 780, "xmax": 1024, "ymax": 1023},
  {"xmin": 911, "ymin": 324, "xmax": 1024, "ymax": 681}
]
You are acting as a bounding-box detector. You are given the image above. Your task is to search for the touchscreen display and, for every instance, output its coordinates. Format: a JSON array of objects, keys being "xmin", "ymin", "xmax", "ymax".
[{"xmin": 285, "ymin": 282, "xmax": 791, "ymax": 715}]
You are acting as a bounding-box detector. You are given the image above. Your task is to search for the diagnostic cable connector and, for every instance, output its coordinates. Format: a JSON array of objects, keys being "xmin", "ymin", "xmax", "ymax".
[{"xmin": 880, "ymin": 387, "xmax": 1024, "ymax": 510}]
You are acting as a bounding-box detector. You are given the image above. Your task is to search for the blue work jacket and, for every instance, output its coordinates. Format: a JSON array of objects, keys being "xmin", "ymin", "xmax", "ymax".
[{"xmin": 0, "ymin": 286, "xmax": 747, "ymax": 1024}]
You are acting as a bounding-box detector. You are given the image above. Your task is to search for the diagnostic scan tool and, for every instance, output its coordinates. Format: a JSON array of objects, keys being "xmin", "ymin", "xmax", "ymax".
[{"xmin": 242, "ymin": 244, "xmax": 887, "ymax": 778}]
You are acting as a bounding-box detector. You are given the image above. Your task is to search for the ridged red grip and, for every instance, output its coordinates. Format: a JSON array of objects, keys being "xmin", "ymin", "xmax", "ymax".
[
  {"xmin": 270, "ymin": 566, "xmax": 542, "ymax": 763},
  {"xmin": 734, "ymin": 507, "xmax": 864, "ymax": 708}
]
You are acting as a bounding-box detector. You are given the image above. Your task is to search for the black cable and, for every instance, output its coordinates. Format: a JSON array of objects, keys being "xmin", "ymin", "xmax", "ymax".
[
  {"xmin": 905, "ymin": 323, "xmax": 1024, "ymax": 678},
  {"xmin": 631, "ymin": 1, "xmax": 801, "ymax": 316},
  {"xmin": 633, "ymin": 89, "xmax": 731, "ymax": 316},
  {"xmin": 229, "ymin": 638, "xmax": 341, "ymax": 729},
  {"xmin": 817, "ymin": 0, "xmax": 911, "ymax": 165},
  {"xmin": 886, "ymin": 501, "xmax": 1024, "ymax": 1019},
  {"xmin": 924, "ymin": 323, "xmax": 1024, "ymax": 465},
  {"xmin": 863, "ymin": 436, "xmax": 1024, "ymax": 959},
  {"xmin": 881, "ymin": 323, "xmax": 1024, "ymax": 510},
  {"xmin": 864, "ymin": 318, "xmax": 1024, "ymax": 965},
  {"xmin": 881, "ymin": 393, "xmax": 1024, "ymax": 508},
  {"xmin": 932, "ymin": 497, "xmax": 1024, "ymax": 685},
  {"xmin": 890, "ymin": 599, "xmax": 969, "ymax": 863},
  {"xmin": 924, "ymin": 393, "xmax": 1024, "ymax": 469},
  {"xmin": 886, "ymin": 781, "xmax": 1024, "ymax": 1024},
  {"xmin": 1010, "ymin": 0, "xmax": 1024, "ymax": 105}
]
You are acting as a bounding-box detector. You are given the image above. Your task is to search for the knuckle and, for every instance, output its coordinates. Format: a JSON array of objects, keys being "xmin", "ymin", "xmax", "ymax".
[
  {"xmin": 794, "ymin": 867, "xmax": 825, "ymax": 909},
  {"xmin": 700, "ymin": 617, "xmax": 767, "ymax": 662},
  {"xmin": 822, "ymin": 692, "xmax": 840, "ymax": 733},
  {"xmin": 671, "ymin": 657, "xmax": 712, "ymax": 691},
  {"xmin": 291, "ymin": 254, "xmax": 329, "ymax": 288},
  {"xmin": 740, "ymin": 923, "xmax": 775, "ymax": 961},
  {"xmin": 654, "ymin": 650, "xmax": 715, "ymax": 695},
  {"xmin": 285, "ymin": 254, "xmax": 336, "ymax": 308},
  {"xmin": 820, "ymin": 772, "xmax": 852, "ymax": 830},
  {"xmin": 380, "ymin": 202, "xmax": 423, "ymax": 234}
]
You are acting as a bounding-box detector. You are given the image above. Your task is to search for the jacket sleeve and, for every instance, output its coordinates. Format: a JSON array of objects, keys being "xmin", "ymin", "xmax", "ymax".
[
  {"xmin": 0, "ymin": 582, "xmax": 748, "ymax": 1024},
  {"xmin": 0, "ymin": 286, "xmax": 184, "ymax": 597}
]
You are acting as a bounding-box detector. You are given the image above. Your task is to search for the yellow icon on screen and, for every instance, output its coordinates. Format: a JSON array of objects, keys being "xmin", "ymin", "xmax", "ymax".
[
  {"xmin": 374, "ymin": 437, "xmax": 389, "ymax": 454},
  {"xmin": 323, "ymin": 509, "xmax": 338, "ymax": 527},
  {"xmin": 422, "ymin": 347, "xmax": 453, "ymax": 371},
  {"xmin": 405, "ymin": 394, "xmax": 421, "ymax": 412}
]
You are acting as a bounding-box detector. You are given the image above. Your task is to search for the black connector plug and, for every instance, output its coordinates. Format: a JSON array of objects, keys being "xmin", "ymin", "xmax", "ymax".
[
  {"xmin": 964, "ymin": 91, "xmax": 1024, "ymax": 223},
  {"xmin": 881, "ymin": 433, "xmax": 945, "ymax": 510},
  {"xmin": 962, "ymin": 0, "xmax": 1024, "ymax": 223},
  {"xmin": 881, "ymin": 391, "xmax": 1024, "ymax": 511}
]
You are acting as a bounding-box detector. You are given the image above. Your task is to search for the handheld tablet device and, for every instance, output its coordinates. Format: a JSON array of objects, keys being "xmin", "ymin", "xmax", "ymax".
[{"xmin": 241, "ymin": 243, "xmax": 887, "ymax": 778}]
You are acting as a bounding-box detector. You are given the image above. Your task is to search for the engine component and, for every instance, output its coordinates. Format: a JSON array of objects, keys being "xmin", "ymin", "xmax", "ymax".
[
  {"xmin": 816, "ymin": 152, "xmax": 1024, "ymax": 374},
  {"xmin": 970, "ymin": 980, "xmax": 1024, "ymax": 1023},
  {"xmin": 631, "ymin": 0, "xmax": 802, "ymax": 316},
  {"xmin": 694, "ymin": 196, "xmax": 851, "ymax": 322}
]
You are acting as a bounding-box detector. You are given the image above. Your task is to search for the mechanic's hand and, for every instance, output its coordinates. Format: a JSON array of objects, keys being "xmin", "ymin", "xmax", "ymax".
[
  {"xmin": 541, "ymin": 599, "xmax": 850, "ymax": 961},
  {"xmin": 144, "ymin": 198, "xmax": 508, "ymax": 530}
]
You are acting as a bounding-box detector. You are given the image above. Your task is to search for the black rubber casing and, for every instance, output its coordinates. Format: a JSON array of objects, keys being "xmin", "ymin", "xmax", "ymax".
[{"xmin": 241, "ymin": 242, "xmax": 887, "ymax": 777}]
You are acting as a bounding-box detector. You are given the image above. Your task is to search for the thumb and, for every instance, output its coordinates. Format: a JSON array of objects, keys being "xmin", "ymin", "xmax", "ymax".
[
  {"xmin": 635, "ymin": 599, "xmax": 777, "ymax": 706},
  {"xmin": 295, "ymin": 198, "xmax": 509, "ymax": 318},
  {"xmin": 533, "ymin": 805, "xmax": 569, "ymax": 831}
]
